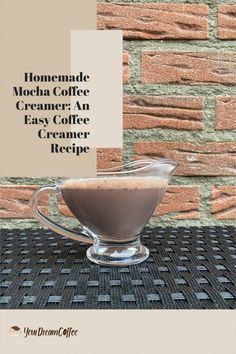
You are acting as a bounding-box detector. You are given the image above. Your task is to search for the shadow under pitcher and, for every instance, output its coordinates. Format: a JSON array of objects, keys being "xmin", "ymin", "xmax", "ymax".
[{"xmin": 29, "ymin": 159, "xmax": 178, "ymax": 266}]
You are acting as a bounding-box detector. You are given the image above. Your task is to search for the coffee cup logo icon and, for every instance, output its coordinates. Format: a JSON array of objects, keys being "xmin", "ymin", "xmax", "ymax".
[{"xmin": 9, "ymin": 326, "xmax": 21, "ymax": 337}]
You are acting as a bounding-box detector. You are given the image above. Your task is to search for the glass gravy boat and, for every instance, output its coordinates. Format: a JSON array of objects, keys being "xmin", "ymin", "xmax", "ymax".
[{"xmin": 29, "ymin": 159, "xmax": 178, "ymax": 266}]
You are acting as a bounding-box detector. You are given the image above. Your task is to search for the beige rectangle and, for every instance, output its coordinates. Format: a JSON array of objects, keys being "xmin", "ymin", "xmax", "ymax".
[
  {"xmin": 0, "ymin": 310, "xmax": 235, "ymax": 354},
  {"xmin": 71, "ymin": 30, "xmax": 123, "ymax": 148},
  {"xmin": 0, "ymin": 0, "xmax": 96, "ymax": 177}
]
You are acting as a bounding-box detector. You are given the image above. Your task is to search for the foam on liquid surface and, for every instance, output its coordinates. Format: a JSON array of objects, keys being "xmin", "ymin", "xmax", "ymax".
[{"xmin": 60, "ymin": 177, "xmax": 167, "ymax": 190}]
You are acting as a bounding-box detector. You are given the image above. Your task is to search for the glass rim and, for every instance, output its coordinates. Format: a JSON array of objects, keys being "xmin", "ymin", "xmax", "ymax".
[{"xmin": 97, "ymin": 158, "xmax": 178, "ymax": 176}]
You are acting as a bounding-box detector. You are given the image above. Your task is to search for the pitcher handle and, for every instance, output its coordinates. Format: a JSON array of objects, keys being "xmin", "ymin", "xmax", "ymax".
[{"xmin": 29, "ymin": 185, "xmax": 93, "ymax": 244}]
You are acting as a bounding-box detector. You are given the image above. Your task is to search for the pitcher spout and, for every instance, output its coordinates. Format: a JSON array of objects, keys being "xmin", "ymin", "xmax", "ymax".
[
  {"xmin": 97, "ymin": 158, "xmax": 178, "ymax": 180},
  {"xmin": 152, "ymin": 159, "xmax": 178, "ymax": 179}
]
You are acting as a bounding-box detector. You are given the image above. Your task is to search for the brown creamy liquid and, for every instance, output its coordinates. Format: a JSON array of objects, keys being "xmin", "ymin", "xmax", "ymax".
[{"xmin": 60, "ymin": 177, "xmax": 167, "ymax": 241}]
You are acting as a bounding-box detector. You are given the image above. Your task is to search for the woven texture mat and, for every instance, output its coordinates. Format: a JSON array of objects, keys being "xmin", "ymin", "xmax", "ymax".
[{"xmin": 0, "ymin": 226, "xmax": 235, "ymax": 309}]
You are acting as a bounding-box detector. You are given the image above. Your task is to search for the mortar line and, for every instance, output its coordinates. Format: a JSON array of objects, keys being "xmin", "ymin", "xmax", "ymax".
[
  {"xmin": 124, "ymin": 85, "xmax": 236, "ymax": 96},
  {"xmin": 123, "ymin": 128, "xmax": 236, "ymax": 142},
  {"xmin": 124, "ymin": 40, "xmax": 236, "ymax": 52},
  {"xmin": 203, "ymin": 95, "xmax": 217, "ymax": 133},
  {"xmin": 0, "ymin": 177, "xmax": 55, "ymax": 185},
  {"xmin": 171, "ymin": 176, "xmax": 236, "ymax": 185},
  {"xmin": 208, "ymin": 0, "xmax": 219, "ymax": 42}
]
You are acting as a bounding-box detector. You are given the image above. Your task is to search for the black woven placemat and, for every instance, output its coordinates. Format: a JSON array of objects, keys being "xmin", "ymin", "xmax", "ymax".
[{"xmin": 0, "ymin": 226, "xmax": 235, "ymax": 309}]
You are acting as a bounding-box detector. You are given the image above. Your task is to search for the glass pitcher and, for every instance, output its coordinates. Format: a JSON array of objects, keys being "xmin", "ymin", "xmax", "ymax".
[{"xmin": 29, "ymin": 159, "xmax": 178, "ymax": 266}]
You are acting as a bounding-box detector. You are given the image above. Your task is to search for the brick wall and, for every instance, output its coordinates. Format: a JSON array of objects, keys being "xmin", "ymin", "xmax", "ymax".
[{"xmin": 0, "ymin": 0, "xmax": 235, "ymax": 228}]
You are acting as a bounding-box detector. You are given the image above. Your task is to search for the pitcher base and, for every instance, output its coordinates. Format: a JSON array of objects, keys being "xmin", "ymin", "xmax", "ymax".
[{"xmin": 86, "ymin": 239, "xmax": 149, "ymax": 266}]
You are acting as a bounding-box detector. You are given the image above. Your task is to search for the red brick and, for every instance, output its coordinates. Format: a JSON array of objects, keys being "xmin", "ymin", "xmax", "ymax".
[
  {"xmin": 123, "ymin": 52, "xmax": 130, "ymax": 84},
  {"xmin": 216, "ymin": 96, "xmax": 236, "ymax": 130},
  {"xmin": 211, "ymin": 186, "xmax": 236, "ymax": 219},
  {"xmin": 0, "ymin": 185, "xmax": 48, "ymax": 219},
  {"xmin": 135, "ymin": 142, "xmax": 236, "ymax": 176},
  {"xmin": 97, "ymin": 3, "xmax": 208, "ymax": 39},
  {"xmin": 156, "ymin": 186, "xmax": 200, "ymax": 219},
  {"xmin": 97, "ymin": 148, "xmax": 123, "ymax": 170},
  {"xmin": 142, "ymin": 52, "xmax": 236, "ymax": 85},
  {"xmin": 218, "ymin": 5, "xmax": 236, "ymax": 39},
  {"xmin": 124, "ymin": 96, "xmax": 204, "ymax": 130},
  {"xmin": 58, "ymin": 200, "xmax": 73, "ymax": 217}
]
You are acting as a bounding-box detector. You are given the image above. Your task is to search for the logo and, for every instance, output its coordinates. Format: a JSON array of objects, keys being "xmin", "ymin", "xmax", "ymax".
[
  {"xmin": 9, "ymin": 326, "xmax": 22, "ymax": 337},
  {"xmin": 9, "ymin": 325, "xmax": 78, "ymax": 339}
]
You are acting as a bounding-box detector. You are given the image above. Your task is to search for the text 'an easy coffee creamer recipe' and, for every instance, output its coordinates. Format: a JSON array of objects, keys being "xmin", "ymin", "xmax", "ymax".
[{"xmin": 13, "ymin": 72, "xmax": 92, "ymax": 157}]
